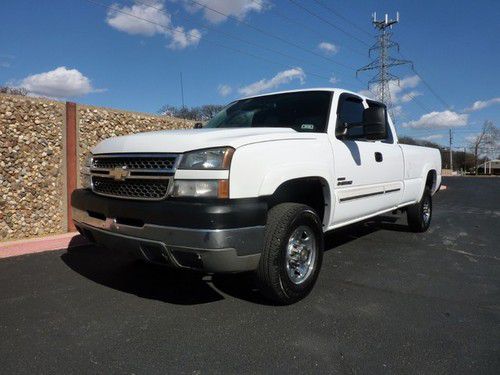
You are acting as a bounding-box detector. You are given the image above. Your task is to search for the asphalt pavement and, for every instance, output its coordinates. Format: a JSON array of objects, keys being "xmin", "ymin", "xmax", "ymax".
[{"xmin": 0, "ymin": 177, "xmax": 499, "ymax": 374}]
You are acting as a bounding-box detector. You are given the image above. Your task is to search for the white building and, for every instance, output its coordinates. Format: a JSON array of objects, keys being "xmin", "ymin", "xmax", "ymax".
[{"xmin": 477, "ymin": 160, "xmax": 500, "ymax": 175}]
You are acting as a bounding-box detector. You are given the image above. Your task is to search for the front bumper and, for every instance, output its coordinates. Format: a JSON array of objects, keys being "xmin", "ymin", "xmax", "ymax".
[{"xmin": 71, "ymin": 189, "xmax": 267, "ymax": 273}]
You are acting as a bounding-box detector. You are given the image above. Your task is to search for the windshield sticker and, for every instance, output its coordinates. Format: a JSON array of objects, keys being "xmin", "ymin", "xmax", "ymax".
[{"xmin": 301, "ymin": 124, "xmax": 315, "ymax": 130}]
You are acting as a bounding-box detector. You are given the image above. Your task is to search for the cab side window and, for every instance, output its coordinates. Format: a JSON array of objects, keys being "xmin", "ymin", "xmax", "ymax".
[
  {"xmin": 336, "ymin": 96, "xmax": 365, "ymax": 139},
  {"xmin": 336, "ymin": 95, "xmax": 392, "ymax": 142}
]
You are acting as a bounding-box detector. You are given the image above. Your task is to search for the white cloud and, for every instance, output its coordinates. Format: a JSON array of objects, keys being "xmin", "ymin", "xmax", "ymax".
[
  {"xmin": 168, "ymin": 26, "xmax": 201, "ymax": 49},
  {"xmin": 328, "ymin": 75, "xmax": 339, "ymax": 85},
  {"xmin": 389, "ymin": 75, "xmax": 420, "ymax": 103},
  {"xmin": 391, "ymin": 105, "xmax": 403, "ymax": 117},
  {"xmin": 318, "ymin": 42, "xmax": 339, "ymax": 55},
  {"xmin": 357, "ymin": 89, "xmax": 372, "ymax": 98},
  {"xmin": 362, "ymin": 75, "xmax": 421, "ymax": 102},
  {"xmin": 401, "ymin": 91, "xmax": 422, "ymax": 103},
  {"xmin": 217, "ymin": 84, "xmax": 232, "ymax": 97},
  {"xmin": 402, "ymin": 110, "xmax": 468, "ymax": 129},
  {"xmin": 106, "ymin": 0, "xmax": 201, "ymax": 49},
  {"xmin": 465, "ymin": 133, "xmax": 480, "ymax": 142},
  {"xmin": 397, "ymin": 75, "xmax": 420, "ymax": 89},
  {"xmin": 238, "ymin": 67, "xmax": 305, "ymax": 96},
  {"xmin": 465, "ymin": 97, "xmax": 500, "ymax": 112},
  {"xmin": 15, "ymin": 66, "xmax": 98, "ymax": 98},
  {"xmin": 106, "ymin": 0, "xmax": 170, "ymax": 36},
  {"xmin": 0, "ymin": 54, "xmax": 14, "ymax": 69},
  {"xmin": 182, "ymin": 0, "xmax": 265, "ymax": 24},
  {"xmin": 421, "ymin": 134, "xmax": 444, "ymax": 141}
]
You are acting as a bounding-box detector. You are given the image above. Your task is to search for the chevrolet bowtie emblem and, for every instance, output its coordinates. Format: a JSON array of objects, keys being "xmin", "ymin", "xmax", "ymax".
[{"xmin": 109, "ymin": 166, "xmax": 130, "ymax": 181}]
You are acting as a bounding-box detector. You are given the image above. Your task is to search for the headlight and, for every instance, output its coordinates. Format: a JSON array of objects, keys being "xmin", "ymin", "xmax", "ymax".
[
  {"xmin": 178, "ymin": 147, "xmax": 234, "ymax": 170},
  {"xmin": 81, "ymin": 153, "xmax": 93, "ymax": 189},
  {"xmin": 171, "ymin": 180, "xmax": 229, "ymax": 198}
]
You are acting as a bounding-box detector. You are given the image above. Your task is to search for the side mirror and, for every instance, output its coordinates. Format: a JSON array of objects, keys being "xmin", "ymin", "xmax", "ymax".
[
  {"xmin": 362, "ymin": 107, "xmax": 386, "ymax": 140},
  {"xmin": 335, "ymin": 121, "xmax": 348, "ymax": 138},
  {"xmin": 194, "ymin": 122, "xmax": 203, "ymax": 129}
]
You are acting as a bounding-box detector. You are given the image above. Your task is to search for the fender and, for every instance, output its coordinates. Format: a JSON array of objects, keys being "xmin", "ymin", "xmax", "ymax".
[
  {"xmin": 228, "ymin": 136, "xmax": 334, "ymax": 200},
  {"xmin": 259, "ymin": 167, "xmax": 333, "ymax": 227},
  {"xmin": 258, "ymin": 165, "xmax": 333, "ymax": 197},
  {"xmin": 417, "ymin": 159, "xmax": 440, "ymax": 198}
]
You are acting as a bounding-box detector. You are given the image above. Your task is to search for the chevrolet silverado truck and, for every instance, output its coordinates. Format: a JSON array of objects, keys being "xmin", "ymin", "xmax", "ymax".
[{"xmin": 71, "ymin": 89, "xmax": 441, "ymax": 304}]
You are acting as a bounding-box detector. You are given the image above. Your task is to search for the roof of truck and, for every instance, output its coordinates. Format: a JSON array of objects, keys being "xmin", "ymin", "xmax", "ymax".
[{"xmin": 239, "ymin": 87, "xmax": 374, "ymax": 102}]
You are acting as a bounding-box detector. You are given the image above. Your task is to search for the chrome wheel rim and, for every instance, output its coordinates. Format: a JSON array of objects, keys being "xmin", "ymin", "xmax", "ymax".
[
  {"xmin": 285, "ymin": 226, "xmax": 317, "ymax": 284},
  {"xmin": 422, "ymin": 198, "xmax": 431, "ymax": 224}
]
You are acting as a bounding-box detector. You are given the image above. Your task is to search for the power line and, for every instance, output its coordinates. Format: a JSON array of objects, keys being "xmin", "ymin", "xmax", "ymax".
[
  {"xmin": 357, "ymin": 12, "xmax": 413, "ymax": 120},
  {"xmin": 186, "ymin": 0, "xmax": 355, "ymax": 71},
  {"xmin": 311, "ymin": 0, "xmax": 373, "ymax": 38},
  {"xmin": 85, "ymin": 0, "xmax": 340, "ymax": 82},
  {"xmin": 411, "ymin": 67, "xmax": 452, "ymax": 110},
  {"xmin": 394, "ymin": 49, "xmax": 452, "ymax": 110},
  {"xmin": 286, "ymin": 0, "xmax": 370, "ymax": 47},
  {"xmin": 308, "ymin": 1, "xmax": 450, "ymax": 112},
  {"xmin": 302, "ymin": 0, "xmax": 451, "ymax": 112},
  {"xmin": 133, "ymin": 0, "xmax": 351, "ymax": 77},
  {"xmin": 249, "ymin": 0, "xmax": 367, "ymax": 57},
  {"xmin": 402, "ymin": 92, "xmax": 433, "ymax": 113}
]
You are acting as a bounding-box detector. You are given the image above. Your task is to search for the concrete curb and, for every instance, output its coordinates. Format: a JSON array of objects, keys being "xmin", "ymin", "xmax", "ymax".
[{"xmin": 0, "ymin": 232, "xmax": 89, "ymax": 259}]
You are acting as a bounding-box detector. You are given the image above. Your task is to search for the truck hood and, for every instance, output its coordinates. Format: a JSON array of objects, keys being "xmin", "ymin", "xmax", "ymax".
[{"xmin": 92, "ymin": 128, "xmax": 316, "ymax": 154}]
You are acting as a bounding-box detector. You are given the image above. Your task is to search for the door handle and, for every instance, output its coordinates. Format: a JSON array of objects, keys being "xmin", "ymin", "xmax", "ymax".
[{"xmin": 375, "ymin": 152, "xmax": 383, "ymax": 162}]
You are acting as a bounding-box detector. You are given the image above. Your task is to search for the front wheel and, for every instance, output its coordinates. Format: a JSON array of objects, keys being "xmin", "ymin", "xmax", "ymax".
[
  {"xmin": 407, "ymin": 187, "xmax": 432, "ymax": 232},
  {"xmin": 257, "ymin": 203, "xmax": 324, "ymax": 305}
]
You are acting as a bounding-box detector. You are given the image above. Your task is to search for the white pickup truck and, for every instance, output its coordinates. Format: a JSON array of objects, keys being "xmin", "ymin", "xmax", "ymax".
[{"xmin": 72, "ymin": 88, "xmax": 441, "ymax": 304}]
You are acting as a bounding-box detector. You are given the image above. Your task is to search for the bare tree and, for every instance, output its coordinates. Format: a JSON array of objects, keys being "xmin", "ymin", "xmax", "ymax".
[
  {"xmin": 0, "ymin": 86, "xmax": 28, "ymax": 96},
  {"xmin": 199, "ymin": 104, "xmax": 224, "ymax": 120},
  {"xmin": 158, "ymin": 104, "xmax": 224, "ymax": 121},
  {"xmin": 468, "ymin": 120, "xmax": 499, "ymax": 173}
]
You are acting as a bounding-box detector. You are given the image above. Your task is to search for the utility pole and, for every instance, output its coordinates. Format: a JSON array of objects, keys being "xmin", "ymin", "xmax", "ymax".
[
  {"xmin": 180, "ymin": 72, "xmax": 186, "ymax": 125},
  {"xmin": 357, "ymin": 12, "xmax": 413, "ymax": 120},
  {"xmin": 463, "ymin": 146, "xmax": 467, "ymax": 172},
  {"xmin": 449, "ymin": 129, "xmax": 453, "ymax": 171},
  {"xmin": 180, "ymin": 72, "xmax": 185, "ymax": 109}
]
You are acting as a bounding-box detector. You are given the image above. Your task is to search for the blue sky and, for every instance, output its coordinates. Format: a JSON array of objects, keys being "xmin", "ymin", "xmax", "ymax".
[{"xmin": 1, "ymin": 0, "xmax": 499, "ymax": 149}]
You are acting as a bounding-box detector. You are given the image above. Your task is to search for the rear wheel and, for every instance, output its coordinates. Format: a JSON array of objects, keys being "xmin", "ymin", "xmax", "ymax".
[
  {"xmin": 257, "ymin": 203, "xmax": 324, "ymax": 305},
  {"xmin": 407, "ymin": 187, "xmax": 432, "ymax": 232}
]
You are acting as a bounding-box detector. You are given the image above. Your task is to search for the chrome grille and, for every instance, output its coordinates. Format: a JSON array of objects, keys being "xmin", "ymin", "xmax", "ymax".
[
  {"xmin": 90, "ymin": 154, "xmax": 178, "ymax": 200},
  {"xmin": 92, "ymin": 177, "xmax": 169, "ymax": 200},
  {"xmin": 92, "ymin": 155, "xmax": 176, "ymax": 170}
]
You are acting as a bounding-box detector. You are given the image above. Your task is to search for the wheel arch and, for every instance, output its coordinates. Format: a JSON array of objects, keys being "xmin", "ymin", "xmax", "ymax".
[
  {"xmin": 418, "ymin": 167, "xmax": 438, "ymax": 199},
  {"xmin": 263, "ymin": 176, "xmax": 332, "ymax": 228},
  {"xmin": 426, "ymin": 169, "xmax": 437, "ymax": 191}
]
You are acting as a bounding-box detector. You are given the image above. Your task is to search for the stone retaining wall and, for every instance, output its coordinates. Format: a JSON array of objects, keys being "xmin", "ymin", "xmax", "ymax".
[
  {"xmin": 0, "ymin": 93, "xmax": 190, "ymax": 241},
  {"xmin": 0, "ymin": 94, "xmax": 65, "ymax": 240},
  {"xmin": 77, "ymin": 105, "xmax": 192, "ymax": 180}
]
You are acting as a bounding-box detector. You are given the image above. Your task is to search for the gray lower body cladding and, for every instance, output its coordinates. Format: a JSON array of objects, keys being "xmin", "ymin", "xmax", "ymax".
[{"xmin": 71, "ymin": 190, "xmax": 266, "ymax": 273}]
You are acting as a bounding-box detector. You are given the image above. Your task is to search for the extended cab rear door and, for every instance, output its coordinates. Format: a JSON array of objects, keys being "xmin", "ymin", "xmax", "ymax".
[{"xmin": 328, "ymin": 93, "xmax": 404, "ymax": 227}]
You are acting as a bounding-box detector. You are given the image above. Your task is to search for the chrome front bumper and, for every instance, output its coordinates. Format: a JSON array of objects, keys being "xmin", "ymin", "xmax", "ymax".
[{"xmin": 73, "ymin": 208, "xmax": 264, "ymax": 273}]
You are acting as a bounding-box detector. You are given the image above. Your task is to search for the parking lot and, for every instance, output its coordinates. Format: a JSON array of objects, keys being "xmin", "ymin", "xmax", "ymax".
[{"xmin": 0, "ymin": 177, "xmax": 498, "ymax": 374}]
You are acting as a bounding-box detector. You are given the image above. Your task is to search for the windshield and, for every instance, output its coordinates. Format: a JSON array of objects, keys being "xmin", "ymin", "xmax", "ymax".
[{"xmin": 204, "ymin": 91, "xmax": 332, "ymax": 133}]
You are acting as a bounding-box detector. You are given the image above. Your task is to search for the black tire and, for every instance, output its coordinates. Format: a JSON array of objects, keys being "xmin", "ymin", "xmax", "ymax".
[
  {"xmin": 257, "ymin": 203, "xmax": 324, "ymax": 305},
  {"xmin": 407, "ymin": 187, "xmax": 432, "ymax": 232}
]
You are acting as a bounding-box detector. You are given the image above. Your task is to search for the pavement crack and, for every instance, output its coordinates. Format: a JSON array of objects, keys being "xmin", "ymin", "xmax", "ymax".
[{"xmin": 442, "ymin": 248, "xmax": 500, "ymax": 262}]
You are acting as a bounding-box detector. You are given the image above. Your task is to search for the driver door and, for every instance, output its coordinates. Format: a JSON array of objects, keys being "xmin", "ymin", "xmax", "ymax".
[{"xmin": 330, "ymin": 94, "xmax": 404, "ymax": 226}]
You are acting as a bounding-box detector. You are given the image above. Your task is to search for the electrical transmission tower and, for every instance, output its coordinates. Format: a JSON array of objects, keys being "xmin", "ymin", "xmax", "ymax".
[{"xmin": 357, "ymin": 12, "xmax": 413, "ymax": 118}]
